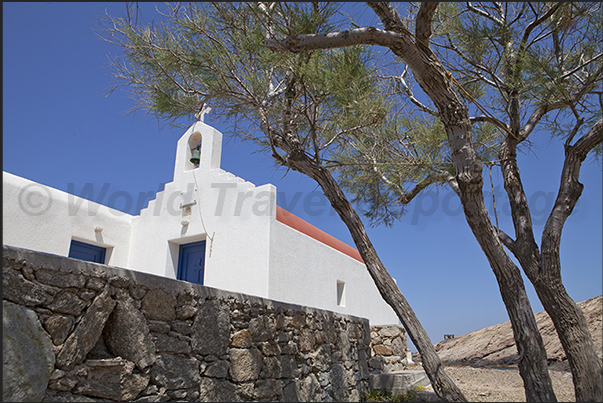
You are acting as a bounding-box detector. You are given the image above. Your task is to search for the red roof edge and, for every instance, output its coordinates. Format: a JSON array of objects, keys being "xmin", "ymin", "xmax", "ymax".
[{"xmin": 276, "ymin": 205, "xmax": 364, "ymax": 263}]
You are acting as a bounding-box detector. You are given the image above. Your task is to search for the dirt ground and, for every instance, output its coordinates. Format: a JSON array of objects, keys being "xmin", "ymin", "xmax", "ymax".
[{"xmin": 428, "ymin": 366, "xmax": 576, "ymax": 402}]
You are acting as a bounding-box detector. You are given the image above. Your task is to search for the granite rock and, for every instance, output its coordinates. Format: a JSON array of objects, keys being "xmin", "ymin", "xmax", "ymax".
[{"xmin": 3, "ymin": 300, "xmax": 56, "ymax": 402}]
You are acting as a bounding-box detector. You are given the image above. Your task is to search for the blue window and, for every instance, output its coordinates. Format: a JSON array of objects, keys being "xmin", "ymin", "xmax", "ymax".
[
  {"xmin": 177, "ymin": 241, "xmax": 206, "ymax": 285},
  {"xmin": 68, "ymin": 240, "xmax": 106, "ymax": 264}
]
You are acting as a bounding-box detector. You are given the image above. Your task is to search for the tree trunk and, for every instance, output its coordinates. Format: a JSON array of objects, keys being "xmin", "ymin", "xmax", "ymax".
[
  {"xmin": 539, "ymin": 123, "xmax": 603, "ymax": 401},
  {"xmin": 430, "ymin": 120, "xmax": 555, "ymax": 401},
  {"xmin": 267, "ymin": 3, "xmax": 558, "ymax": 399},
  {"xmin": 532, "ymin": 277, "xmax": 603, "ymax": 402},
  {"xmin": 453, "ymin": 166, "xmax": 557, "ymax": 402},
  {"xmin": 512, "ymin": 249, "xmax": 602, "ymax": 402},
  {"xmin": 408, "ymin": 56, "xmax": 558, "ymax": 402},
  {"xmin": 286, "ymin": 154, "xmax": 467, "ymax": 402},
  {"xmin": 500, "ymin": 121, "xmax": 603, "ymax": 402}
]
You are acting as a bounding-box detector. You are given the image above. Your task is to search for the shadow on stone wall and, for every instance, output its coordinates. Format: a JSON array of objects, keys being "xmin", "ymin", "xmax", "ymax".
[{"xmin": 3, "ymin": 245, "xmax": 374, "ymax": 402}]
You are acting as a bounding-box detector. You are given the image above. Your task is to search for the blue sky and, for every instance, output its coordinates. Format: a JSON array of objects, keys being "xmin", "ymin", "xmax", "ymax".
[{"xmin": 3, "ymin": 2, "xmax": 602, "ymax": 351}]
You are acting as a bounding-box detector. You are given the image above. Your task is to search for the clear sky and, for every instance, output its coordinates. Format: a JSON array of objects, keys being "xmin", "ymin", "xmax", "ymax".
[{"xmin": 3, "ymin": 2, "xmax": 602, "ymax": 351}]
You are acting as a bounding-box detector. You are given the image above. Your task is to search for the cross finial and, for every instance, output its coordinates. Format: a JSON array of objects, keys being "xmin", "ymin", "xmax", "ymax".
[{"xmin": 195, "ymin": 104, "xmax": 212, "ymax": 122}]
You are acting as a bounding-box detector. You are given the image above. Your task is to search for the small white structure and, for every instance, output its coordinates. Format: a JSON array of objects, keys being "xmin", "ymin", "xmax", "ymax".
[{"xmin": 3, "ymin": 121, "xmax": 399, "ymax": 325}]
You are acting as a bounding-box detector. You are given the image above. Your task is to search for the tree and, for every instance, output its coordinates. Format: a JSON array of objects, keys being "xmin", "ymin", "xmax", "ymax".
[
  {"xmin": 100, "ymin": 2, "xmax": 602, "ymax": 401},
  {"xmin": 101, "ymin": 3, "xmax": 466, "ymax": 401},
  {"xmin": 308, "ymin": 3, "xmax": 603, "ymax": 401}
]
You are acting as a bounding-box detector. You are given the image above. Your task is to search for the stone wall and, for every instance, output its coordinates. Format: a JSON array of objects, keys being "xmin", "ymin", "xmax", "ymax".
[
  {"xmin": 3, "ymin": 246, "xmax": 372, "ymax": 402},
  {"xmin": 369, "ymin": 325, "xmax": 407, "ymax": 374}
]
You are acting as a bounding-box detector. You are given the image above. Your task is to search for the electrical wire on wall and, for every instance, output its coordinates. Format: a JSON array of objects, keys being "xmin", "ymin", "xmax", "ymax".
[
  {"xmin": 192, "ymin": 167, "xmax": 215, "ymax": 257},
  {"xmin": 190, "ymin": 105, "xmax": 217, "ymax": 256}
]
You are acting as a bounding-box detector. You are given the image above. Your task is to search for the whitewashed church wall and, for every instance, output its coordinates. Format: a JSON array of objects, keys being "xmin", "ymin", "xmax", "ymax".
[
  {"xmin": 2, "ymin": 171, "xmax": 132, "ymax": 267},
  {"xmin": 268, "ymin": 220, "xmax": 400, "ymax": 326},
  {"xmin": 127, "ymin": 122, "xmax": 274, "ymax": 300}
]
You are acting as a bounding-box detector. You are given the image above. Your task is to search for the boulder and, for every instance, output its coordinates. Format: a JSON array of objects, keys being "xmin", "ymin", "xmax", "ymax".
[
  {"xmin": 170, "ymin": 320, "xmax": 193, "ymax": 335},
  {"xmin": 153, "ymin": 333, "xmax": 191, "ymax": 355},
  {"xmin": 379, "ymin": 325, "xmax": 402, "ymax": 338},
  {"xmin": 191, "ymin": 299, "xmax": 230, "ymax": 356},
  {"xmin": 309, "ymin": 344, "xmax": 332, "ymax": 372},
  {"xmin": 204, "ymin": 360, "xmax": 230, "ymax": 378},
  {"xmin": 150, "ymin": 354, "xmax": 200, "ymax": 389},
  {"xmin": 230, "ymin": 329, "xmax": 252, "ymax": 348},
  {"xmin": 56, "ymin": 286, "xmax": 116, "ymax": 370},
  {"xmin": 198, "ymin": 378, "xmax": 241, "ymax": 402},
  {"xmin": 103, "ymin": 298, "xmax": 156, "ymax": 369},
  {"xmin": 228, "ymin": 348, "xmax": 262, "ymax": 382},
  {"xmin": 73, "ymin": 358, "xmax": 149, "ymax": 401},
  {"xmin": 141, "ymin": 289, "xmax": 176, "ymax": 321},
  {"xmin": 373, "ymin": 344, "xmax": 393, "ymax": 356},
  {"xmin": 262, "ymin": 356, "xmax": 281, "ymax": 379},
  {"xmin": 259, "ymin": 341, "xmax": 281, "ymax": 356},
  {"xmin": 3, "ymin": 300, "xmax": 56, "ymax": 402},
  {"xmin": 35, "ymin": 268, "xmax": 86, "ymax": 288},
  {"xmin": 278, "ymin": 354, "xmax": 297, "ymax": 378},
  {"xmin": 299, "ymin": 328, "xmax": 316, "ymax": 352},
  {"xmin": 47, "ymin": 291, "xmax": 87, "ymax": 316},
  {"xmin": 252, "ymin": 379, "xmax": 283, "ymax": 400},
  {"xmin": 249, "ymin": 316, "xmax": 276, "ymax": 342},
  {"xmin": 330, "ymin": 363, "xmax": 350, "ymax": 402},
  {"xmin": 391, "ymin": 335, "xmax": 406, "ymax": 356},
  {"xmin": 283, "ymin": 373, "xmax": 321, "ymax": 402},
  {"xmin": 434, "ymin": 295, "xmax": 603, "ymax": 370},
  {"xmin": 3, "ymin": 269, "xmax": 52, "ymax": 306},
  {"xmin": 44, "ymin": 314, "xmax": 74, "ymax": 345}
]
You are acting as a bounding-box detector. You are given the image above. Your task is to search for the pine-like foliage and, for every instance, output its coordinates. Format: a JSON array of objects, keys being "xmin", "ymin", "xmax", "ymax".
[{"xmin": 100, "ymin": 2, "xmax": 602, "ymax": 225}]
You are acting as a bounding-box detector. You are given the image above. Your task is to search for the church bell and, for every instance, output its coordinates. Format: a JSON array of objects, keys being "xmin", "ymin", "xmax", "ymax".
[{"xmin": 190, "ymin": 149, "xmax": 201, "ymax": 165}]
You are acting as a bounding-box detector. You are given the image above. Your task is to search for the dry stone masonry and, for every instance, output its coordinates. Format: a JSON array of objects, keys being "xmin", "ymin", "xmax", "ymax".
[
  {"xmin": 3, "ymin": 245, "xmax": 376, "ymax": 402},
  {"xmin": 368, "ymin": 325, "xmax": 408, "ymax": 374}
]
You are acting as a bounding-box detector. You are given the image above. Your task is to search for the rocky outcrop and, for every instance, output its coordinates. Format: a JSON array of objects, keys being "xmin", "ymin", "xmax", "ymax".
[{"xmin": 431, "ymin": 295, "xmax": 602, "ymax": 371}]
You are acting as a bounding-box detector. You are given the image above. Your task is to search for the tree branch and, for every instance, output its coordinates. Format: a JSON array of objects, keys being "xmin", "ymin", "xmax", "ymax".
[
  {"xmin": 397, "ymin": 175, "xmax": 436, "ymax": 205},
  {"xmin": 498, "ymin": 229, "xmax": 517, "ymax": 254},
  {"xmin": 366, "ymin": 2, "xmax": 406, "ymax": 31},
  {"xmin": 564, "ymin": 108, "xmax": 584, "ymax": 150},
  {"xmin": 519, "ymin": 61, "xmax": 603, "ymax": 142},
  {"xmin": 470, "ymin": 115, "xmax": 510, "ymax": 132},
  {"xmin": 442, "ymin": 34, "xmax": 505, "ymax": 90},
  {"xmin": 566, "ymin": 118, "xmax": 603, "ymax": 158},
  {"xmin": 507, "ymin": 3, "xmax": 529, "ymax": 27},
  {"xmin": 321, "ymin": 124, "xmax": 363, "ymax": 151},
  {"xmin": 498, "ymin": 135, "xmax": 542, "ymax": 279},
  {"xmin": 265, "ymin": 27, "xmax": 403, "ymax": 53},
  {"xmin": 519, "ymin": 3, "xmax": 563, "ymax": 56},
  {"xmin": 542, "ymin": 118, "xmax": 603, "ymax": 272},
  {"xmin": 416, "ymin": 2, "xmax": 439, "ymax": 52},
  {"xmin": 436, "ymin": 169, "xmax": 461, "ymax": 197},
  {"xmin": 385, "ymin": 66, "xmax": 438, "ymax": 116},
  {"xmin": 560, "ymin": 52, "xmax": 603, "ymax": 80},
  {"xmin": 466, "ymin": 2, "xmax": 503, "ymax": 26}
]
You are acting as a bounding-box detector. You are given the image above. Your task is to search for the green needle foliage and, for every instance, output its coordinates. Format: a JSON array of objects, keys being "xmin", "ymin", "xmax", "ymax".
[
  {"xmin": 100, "ymin": 3, "xmax": 602, "ymax": 400},
  {"xmin": 101, "ymin": 2, "xmax": 601, "ymax": 225},
  {"xmin": 101, "ymin": 3, "xmax": 463, "ymax": 227}
]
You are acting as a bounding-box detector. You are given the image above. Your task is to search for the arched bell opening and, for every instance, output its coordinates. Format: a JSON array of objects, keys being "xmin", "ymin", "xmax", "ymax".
[{"xmin": 185, "ymin": 132, "xmax": 203, "ymax": 171}]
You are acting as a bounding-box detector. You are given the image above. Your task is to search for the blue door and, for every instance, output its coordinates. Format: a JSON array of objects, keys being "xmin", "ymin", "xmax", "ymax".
[
  {"xmin": 68, "ymin": 240, "xmax": 106, "ymax": 263},
  {"xmin": 177, "ymin": 241, "xmax": 206, "ymax": 285}
]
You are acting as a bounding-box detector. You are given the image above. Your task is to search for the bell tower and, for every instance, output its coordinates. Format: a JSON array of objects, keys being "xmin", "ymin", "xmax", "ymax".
[{"xmin": 173, "ymin": 120, "xmax": 223, "ymax": 182}]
